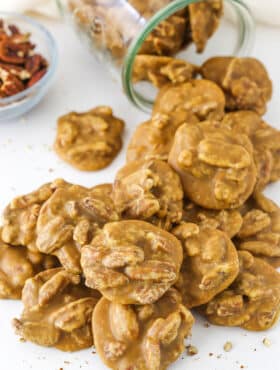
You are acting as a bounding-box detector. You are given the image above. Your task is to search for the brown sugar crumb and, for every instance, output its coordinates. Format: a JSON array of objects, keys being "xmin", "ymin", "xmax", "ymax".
[
  {"xmin": 187, "ymin": 345, "xmax": 198, "ymax": 356},
  {"xmin": 223, "ymin": 341, "xmax": 233, "ymax": 352},
  {"xmin": 209, "ymin": 352, "xmax": 214, "ymax": 357},
  {"xmin": 19, "ymin": 337, "xmax": 26, "ymax": 343},
  {"xmin": 64, "ymin": 361, "xmax": 70, "ymax": 364},
  {"xmin": 204, "ymin": 322, "xmax": 210, "ymax": 328},
  {"xmin": 263, "ymin": 337, "xmax": 271, "ymax": 347}
]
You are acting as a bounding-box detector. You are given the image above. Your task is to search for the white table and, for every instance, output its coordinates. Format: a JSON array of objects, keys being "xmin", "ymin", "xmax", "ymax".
[{"xmin": 0, "ymin": 17, "xmax": 280, "ymax": 370}]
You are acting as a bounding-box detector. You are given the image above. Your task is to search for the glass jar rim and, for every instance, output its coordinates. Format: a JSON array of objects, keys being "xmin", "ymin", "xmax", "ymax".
[{"xmin": 122, "ymin": 0, "xmax": 256, "ymax": 113}]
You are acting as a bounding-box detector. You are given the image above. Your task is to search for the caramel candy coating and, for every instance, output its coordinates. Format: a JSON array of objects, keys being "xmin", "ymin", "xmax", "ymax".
[
  {"xmin": 54, "ymin": 106, "xmax": 124, "ymax": 171},
  {"xmin": 183, "ymin": 201, "xmax": 243, "ymax": 238},
  {"xmin": 128, "ymin": 0, "xmax": 175, "ymax": 18},
  {"xmin": 36, "ymin": 183, "xmax": 119, "ymax": 273},
  {"xmin": 126, "ymin": 112, "xmax": 199, "ymax": 163},
  {"xmin": 133, "ymin": 55, "xmax": 198, "ymax": 88},
  {"xmin": 252, "ymin": 121, "xmax": 280, "ymax": 184},
  {"xmin": 0, "ymin": 240, "xmax": 58, "ymax": 299},
  {"xmin": 168, "ymin": 121, "xmax": 257, "ymax": 209},
  {"xmin": 173, "ymin": 223, "xmax": 239, "ymax": 308},
  {"xmin": 93, "ymin": 288, "xmax": 194, "ymax": 370},
  {"xmin": 236, "ymin": 193, "xmax": 280, "ymax": 265},
  {"xmin": 189, "ymin": 0, "xmax": 223, "ymax": 53},
  {"xmin": 112, "ymin": 160, "xmax": 183, "ymax": 230},
  {"xmin": 13, "ymin": 268, "xmax": 100, "ymax": 351},
  {"xmin": 139, "ymin": 13, "xmax": 189, "ymax": 56},
  {"xmin": 202, "ymin": 251, "xmax": 280, "ymax": 331},
  {"xmin": 153, "ymin": 80, "xmax": 225, "ymax": 122},
  {"xmin": 1, "ymin": 180, "xmax": 66, "ymax": 252},
  {"xmin": 201, "ymin": 57, "xmax": 273, "ymax": 115},
  {"xmin": 221, "ymin": 110, "xmax": 262, "ymax": 137},
  {"xmin": 81, "ymin": 220, "xmax": 183, "ymax": 304},
  {"xmin": 222, "ymin": 110, "xmax": 280, "ymax": 187}
]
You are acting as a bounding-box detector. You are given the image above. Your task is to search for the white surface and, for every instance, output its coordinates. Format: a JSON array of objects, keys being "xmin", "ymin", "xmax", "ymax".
[
  {"xmin": 3, "ymin": 0, "xmax": 280, "ymax": 26},
  {"xmin": 245, "ymin": 0, "xmax": 280, "ymax": 26},
  {"xmin": 1, "ymin": 0, "xmax": 61, "ymax": 18},
  {"xmin": 0, "ymin": 16, "xmax": 280, "ymax": 370}
]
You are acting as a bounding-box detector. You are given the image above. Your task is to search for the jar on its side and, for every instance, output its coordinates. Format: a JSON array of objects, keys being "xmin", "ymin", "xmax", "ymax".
[{"xmin": 59, "ymin": 0, "xmax": 255, "ymax": 112}]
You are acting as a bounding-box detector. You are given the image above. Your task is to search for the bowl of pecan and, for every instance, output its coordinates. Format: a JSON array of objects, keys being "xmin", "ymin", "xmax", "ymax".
[{"xmin": 0, "ymin": 12, "xmax": 58, "ymax": 121}]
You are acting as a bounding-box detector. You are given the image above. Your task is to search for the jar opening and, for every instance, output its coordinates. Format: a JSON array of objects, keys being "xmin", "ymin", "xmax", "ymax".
[{"xmin": 122, "ymin": 0, "xmax": 255, "ymax": 113}]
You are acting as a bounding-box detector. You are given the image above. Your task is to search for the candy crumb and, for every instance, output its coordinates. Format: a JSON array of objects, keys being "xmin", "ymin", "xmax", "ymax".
[
  {"xmin": 187, "ymin": 345, "xmax": 198, "ymax": 356},
  {"xmin": 263, "ymin": 338, "xmax": 271, "ymax": 347},
  {"xmin": 223, "ymin": 341, "xmax": 232, "ymax": 352}
]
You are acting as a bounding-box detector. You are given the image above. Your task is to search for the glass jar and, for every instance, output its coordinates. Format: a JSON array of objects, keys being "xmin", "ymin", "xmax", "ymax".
[{"xmin": 58, "ymin": 0, "xmax": 255, "ymax": 112}]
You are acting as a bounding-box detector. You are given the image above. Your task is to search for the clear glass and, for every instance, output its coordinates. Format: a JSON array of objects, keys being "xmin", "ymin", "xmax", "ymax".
[
  {"xmin": 0, "ymin": 12, "xmax": 58, "ymax": 121},
  {"xmin": 61, "ymin": 0, "xmax": 255, "ymax": 112}
]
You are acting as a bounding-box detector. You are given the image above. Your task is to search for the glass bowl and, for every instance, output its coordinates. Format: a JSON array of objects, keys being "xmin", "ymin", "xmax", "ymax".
[{"xmin": 0, "ymin": 12, "xmax": 58, "ymax": 121}]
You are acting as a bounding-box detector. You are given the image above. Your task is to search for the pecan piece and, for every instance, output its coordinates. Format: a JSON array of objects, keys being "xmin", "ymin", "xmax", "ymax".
[
  {"xmin": 0, "ymin": 67, "xmax": 24, "ymax": 97},
  {"xmin": 27, "ymin": 67, "xmax": 47, "ymax": 88},
  {"xmin": 25, "ymin": 54, "xmax": 48, "ymax": 75}
]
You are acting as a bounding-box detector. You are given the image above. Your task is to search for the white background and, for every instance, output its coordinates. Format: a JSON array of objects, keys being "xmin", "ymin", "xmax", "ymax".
[{"xmin": 0, "ymin": 11, "xmax": 280, "ymax": 370}]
